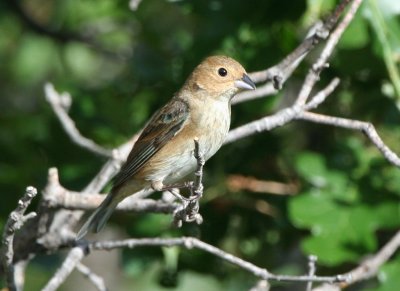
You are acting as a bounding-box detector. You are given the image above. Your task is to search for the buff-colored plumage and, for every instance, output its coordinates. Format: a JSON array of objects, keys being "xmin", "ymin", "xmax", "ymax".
[{"xmin": 77, "ymin": 56, "xmax": 255, "ymax": 239}]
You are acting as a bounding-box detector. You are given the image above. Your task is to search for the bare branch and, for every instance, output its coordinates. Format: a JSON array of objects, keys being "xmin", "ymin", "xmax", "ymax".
[
  {"xmin": 193, "ymin": 138, "xmax": 205, "ymax": 197},
  {"xmin": 295, "ymin": 0, "xmax": 363, "ymax": 106},
  {"xmin": 225, "ymin": 78, "xmax": 340, "ymax": 144},
  {"xmin": 88, "ymin": 237, "xmax": 348, "ymax": 284},
  {"xmin": 297, "ymin": 112, "xmax": 400, "ymax": 167},
  {"xmin": 233, "ymin": 82, "xmax": 277, "ymax": 105},
  {"xmin": 76, "ymin": 263, "xmax": 108, "ymax": 291},
  {"xmin": 339, "ymin": 229, "xmax": 400, "ymax": 288},
  {"xmin": 172, "ymin": 139, "xmax": 205, "ymax": 227},
  {"xmin": 313, "ymin": 230, "xmax": 400, "ymax": 290},
  {"xmin": 45, "ymin": 188, "xmax": 177, "ymax": 213},
  {"xmin": 42, "ymin": 246, "xmax": 86, "ymax": 291},
  {"xmin": 233, "ymin": 0, "xmax": 353, "ymax": 105},
  {"xmin": 13, "ymin": 261, "xmax": 29, "ymax": 291},
  {"xmin": 84, "ymin": 135, "xmax": 139, "ymax": 194},
  {"xmin": 44, "ymin": 83, "xmax": 113, "ymax": 158},
  {"xmin": 233, "ymin": 20, "xmax": 329, "ymax": 106},
  {"xmin": 307, "ymin": 255, "xmax": 318, "ymax": 291},
  {"xmin": 41, "ymin": 168, "xmax": 174, "ymax": 213},
  {"xmin": 1, "ymin": 186, "xmax": 38, "ymax": 291}
]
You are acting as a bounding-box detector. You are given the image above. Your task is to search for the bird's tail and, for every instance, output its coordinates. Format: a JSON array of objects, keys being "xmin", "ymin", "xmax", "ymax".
[{"xmin": 76, "ymin": 194, "xmax": 118, "ymax": 240}]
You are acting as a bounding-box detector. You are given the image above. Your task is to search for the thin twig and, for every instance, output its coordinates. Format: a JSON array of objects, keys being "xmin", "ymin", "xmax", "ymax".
[
  {"xmin": 42, "ymin": 246, "xmax": 86, "ymax": 291},
  {"xmin": 306, "ymin": 255, "xmax": 318, "ymax": 291},
  {"xmin": 1, "ymin": 186, "xmax": 38, "ymax": 291},
  {"xmin": 245, "ymin": 0, "xmax": 351, "ymax": 86},
  {"xmin": 193, "ymin": 138, "xmax": 205, "ymax": 198},
  {"xmin": 297, "ymin": 112, "xmax": 400, "ymax": 167},
  {"xmin": 41, "ymin": 172, "xmax": 176, "ymax": 213},
  {"xmin": 295, "ymin": 0, "xmax": 363, "ymax": 106},
  {"xmin": 338, "ymin": 229, "xmax": 400, "ymax": 288},
  {"xmin": 76, "ymin": 263, "xmax": 108, "ymax": 291},
  {"xmin": 225, "ymin": 77, "xmax": 340, "ymax": 144},
  {"xmin": 88, "ymin": 237, "xmax": 348, "ymax": 284},
  {"xmin": 312, "ymin": 230, "xmax": 400, "ymax": 290},
  {"xmin": 172, "ymin": 139, "xmax": 205, "ymax": 226},
  {"xmin": 44, "ymin": 83, "xmax": 113, "ymax": 158},
  {"xmin": 233, "ymin": 0, "xmax": 352, "ymax": 105},
  {"xmin": 233, "ymin": 82, "xmax": 277, "ymax": 105}
]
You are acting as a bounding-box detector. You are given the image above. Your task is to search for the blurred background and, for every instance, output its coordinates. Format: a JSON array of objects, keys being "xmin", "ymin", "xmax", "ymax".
[{"xmin": 1, "ymin": 0, "xmax": 400, "ymax": 290}]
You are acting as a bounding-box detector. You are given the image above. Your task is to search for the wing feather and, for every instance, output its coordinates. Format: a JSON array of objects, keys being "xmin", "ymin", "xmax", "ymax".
[{"xmin": 112, "ymin": 98, "xmax": 189, "ymax": 190}]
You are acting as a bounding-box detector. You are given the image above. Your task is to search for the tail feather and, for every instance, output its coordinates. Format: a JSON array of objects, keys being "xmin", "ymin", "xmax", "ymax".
[{"xmin": 76, "ymin": 194, "xmax": 117, "ymax": 240}]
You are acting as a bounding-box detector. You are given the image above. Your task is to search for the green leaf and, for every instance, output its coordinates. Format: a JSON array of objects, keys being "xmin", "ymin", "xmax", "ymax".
[
  {"xmin": 11, "ymin": 35, "xmax": 57, "ymax": 85},
  {"xmin": 346, "ymin": 206, "xmax": 377, "ymax": 251},
  {"xmin": 302, "ymin": 0, "xmax": 336, "ymax": 26},
  {"xmin": 133, "ymin": 214, "xmax": 171, "ymax": 236},
  {"xmin": 364, "ymin": 0, "xmax": 400, "ymax": 106},
  {"xmin": 302, "ymin": 234, "xmax": 359, "ymax": 266},
  {"xmin": 373, "ymin": 202, "xmax": 400, "ymax": 228},
  {"xmin": 289, "ymin": 190, "xmax": 344, "ymax": 230},
  {"xmin": 366, "ymin": 256, "xmax": 400, "ymax": 291},
  {"xmin": 295, "ymin": 152, "xmax": 327, "ymax": 187},
  {"xmin": 340, "ymin": 12, "xmax": 369, "ymax": 49},
  {"xmin": 289, "ymin": 190, "xmax": 394, "ymax": 265},
  {"xmin": 176, "ymin": 271, "xmax": 223, "ymax": 291},
  {"xmin": 64, "ymin": 43, "xmax": 102, "ymax": 82}
]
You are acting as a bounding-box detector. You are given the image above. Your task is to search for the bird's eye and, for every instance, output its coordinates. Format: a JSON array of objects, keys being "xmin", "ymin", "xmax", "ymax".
[{"xmin": 218, "ymin": 67, "xmax": 228, "ymax": 77}]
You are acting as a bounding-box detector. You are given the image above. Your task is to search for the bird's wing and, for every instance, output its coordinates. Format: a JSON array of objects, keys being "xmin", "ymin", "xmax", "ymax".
[{"xmin": 112, "ymin": 97, "xmax": 190, "ymax": 190}]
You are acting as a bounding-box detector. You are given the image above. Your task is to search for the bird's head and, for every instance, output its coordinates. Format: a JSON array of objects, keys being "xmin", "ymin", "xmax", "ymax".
[{"xmin": 184, "ymin": 55, "xmax": 256, "ymax": 101}]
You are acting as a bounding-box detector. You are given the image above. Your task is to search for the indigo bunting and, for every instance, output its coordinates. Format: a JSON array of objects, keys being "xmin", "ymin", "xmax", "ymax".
[{"xmin": 77, "ymin": 55, "xmax": 255, "ymax": 239}]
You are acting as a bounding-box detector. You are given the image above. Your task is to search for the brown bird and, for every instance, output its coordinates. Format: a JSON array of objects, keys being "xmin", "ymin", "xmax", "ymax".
[{"xmin": 77, "ymin": 55, "xmax": 255, "ymax": 239}]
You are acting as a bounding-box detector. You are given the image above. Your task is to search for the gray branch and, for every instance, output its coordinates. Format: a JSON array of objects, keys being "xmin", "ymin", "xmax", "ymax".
[
  {"xmin": 306, "ymin": 256, "xmax": 318, "ymax": 291},
  {"xmin": 172, "ymin": 138, "xmax": 205, "ymax": 226},
  {"xmin": 42, "ymin": 176, "xmax": 177, "ymax": 213},
  {"xmin": 313, "ymin": 229, "xmax": 400, "ymax": 290},
  {"xmin": 297, "ymin": 112, "xmax": 400, "ymax": 167},
  {"xmin": 88, "ymin": 237, "xmax": 348, "ymax": 284},
  {"xmin": 1, "ymin": 186, "xmax": 38, "ymax": 291},
  {"xmin": 76, "ymin": 263, "xmax": 108, "ymax": 291},
  {"xmin": 42, "ymin": 246, "xmax": 86, "ymax": 291},
  {"xmin": 44, "ymin": 83, "xmax": 113, "ymax": 158},
  {"xmin": 225, "ymin": 78, "xmax": 340, "ymax": 144}
]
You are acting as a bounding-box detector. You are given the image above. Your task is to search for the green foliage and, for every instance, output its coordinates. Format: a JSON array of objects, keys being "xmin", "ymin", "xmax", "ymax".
[
  {"xmin": 290, "ymin": 147, "xmax": 400, "ymax": 266},
  {"xmin": 1, "ymin": 0, "xmax": 400, "ymax": 290},
  {"xmin": 367, "ymin": 255, "xmax": 400, "ymax": 291}
]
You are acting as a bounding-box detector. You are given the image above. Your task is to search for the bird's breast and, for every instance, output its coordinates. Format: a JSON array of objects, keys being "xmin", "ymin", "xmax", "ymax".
[
  {"xmin": 192, "ymin": 99, "xmax": 231, "ymax": 160},
  {"xmin": 141, "ymin": 98, "xmax": 231, "ymax": 185}
]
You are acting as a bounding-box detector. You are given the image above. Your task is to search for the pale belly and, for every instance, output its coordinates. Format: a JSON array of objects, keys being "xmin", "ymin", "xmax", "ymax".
[{"xmin": 144, "ymin": 98, "xmax": 230, "ymax": 186}]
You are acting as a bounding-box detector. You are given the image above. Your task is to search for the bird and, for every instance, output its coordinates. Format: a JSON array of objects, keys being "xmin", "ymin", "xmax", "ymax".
[{"xmin": 76, "ymin": 55, "xmax": 256, "ymax": 239}]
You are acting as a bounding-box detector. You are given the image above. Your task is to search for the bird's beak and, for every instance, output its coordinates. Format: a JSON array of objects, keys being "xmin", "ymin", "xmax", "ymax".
[{"xmin": 234, "ymin": 74, "xmax": 256, "ymax": 90}]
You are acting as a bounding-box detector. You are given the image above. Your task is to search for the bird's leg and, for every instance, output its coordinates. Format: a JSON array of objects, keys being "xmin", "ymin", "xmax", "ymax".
[
  {"xmin": 167, "ymin": 187, "xmax": 191, "ymax": 202},
  {"xmin": 151, "ymin": 180, "xmax": 194, "ymax": 201},
  {"xmin": 158, "ymin": 181, "xmax": 202, "ymax": 203}
]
